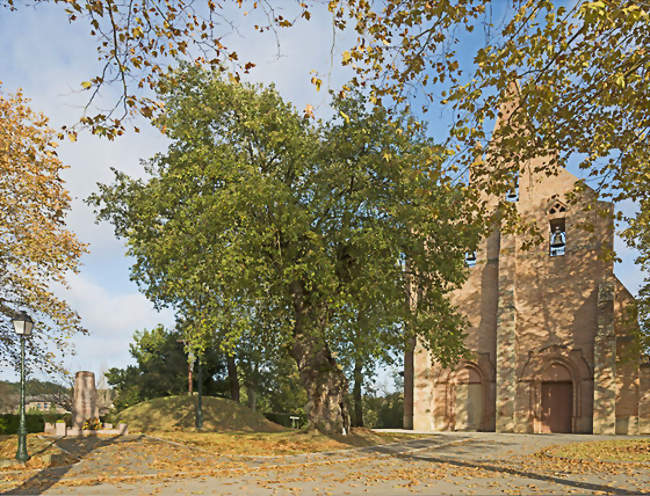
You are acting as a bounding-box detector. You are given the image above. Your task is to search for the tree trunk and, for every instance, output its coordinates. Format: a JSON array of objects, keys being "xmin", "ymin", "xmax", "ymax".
[
  {"xmin": 352, "ymin": 359, "xmax": 364, "ymax": 427},
  {"xmin": 246, "ymin": 385, "xmax": 257, "ymax": 411},
  {"xmin": 289, "ymin": 331, "xmax": 350, "ymax": 434},
  {"xmin": 227, "ymin": 355, "xmax": 240, "ymax": 403},
  {"xmin": 290, "ymin": 282, "xmax": 350, "ymax": 435}
]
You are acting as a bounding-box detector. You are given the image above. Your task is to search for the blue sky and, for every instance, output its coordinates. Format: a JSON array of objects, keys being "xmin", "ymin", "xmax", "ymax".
[
  {"xmin": 0, "ymin": 3, "xmax": 644, "ymax": 389},
  {"xmin": 0, "ymin": 2, "xmax": 360, "ymax": 385}
]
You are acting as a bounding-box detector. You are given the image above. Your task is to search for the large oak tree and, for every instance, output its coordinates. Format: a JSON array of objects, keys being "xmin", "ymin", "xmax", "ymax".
[{"xmin": 89, "ymin": 68, "xmax": 478, "ymax": 432}]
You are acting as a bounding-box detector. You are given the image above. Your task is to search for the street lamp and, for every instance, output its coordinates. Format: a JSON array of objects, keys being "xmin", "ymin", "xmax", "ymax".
[
  {"xmin": 195, "ymin": 352, "xmax": 203, "ymax": 430},
  {"xmin": 12, "ymin": 311, "xmax": 34, "ymax": 463}
]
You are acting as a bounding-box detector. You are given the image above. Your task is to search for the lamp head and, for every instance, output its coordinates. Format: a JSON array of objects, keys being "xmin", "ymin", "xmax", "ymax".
[{"xmin": 12, "ymin": 311, "xmax": 34, "ymax": 336}]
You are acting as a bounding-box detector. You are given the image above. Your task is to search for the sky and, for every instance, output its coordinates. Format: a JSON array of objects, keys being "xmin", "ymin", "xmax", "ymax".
[
  {"xmin": 0, "ymin": 3, "xmax": 645, "ymax": 390},
  {"xmin": 0, "ymin": 2, "xmax": 360, "ymax": 385}
]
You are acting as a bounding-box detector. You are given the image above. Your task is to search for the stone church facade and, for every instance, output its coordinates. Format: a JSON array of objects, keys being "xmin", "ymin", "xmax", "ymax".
[{"xmin": 405, "ymin": 103, "xmax": 649, "ymax": 435}]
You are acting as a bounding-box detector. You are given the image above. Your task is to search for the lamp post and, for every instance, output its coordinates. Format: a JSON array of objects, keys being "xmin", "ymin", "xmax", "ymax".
[
  {"xmin": 195, "ymin": 353, "xmax": 203, "ymax": 430},
  {"xmin": 12, "ymin": 311, "xmax": 34, "ymax": 463}
]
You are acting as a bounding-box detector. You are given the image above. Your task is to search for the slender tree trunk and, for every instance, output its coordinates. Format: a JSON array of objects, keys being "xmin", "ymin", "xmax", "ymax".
[
  {"xmin": 227, "ymin": 355, "xmax": 240, "ymax": 403},
  {"xmin": 187, "ymin": 362, "xmax": 193, "ymax": 396},
  {"xmin": 246, "ymin": 385, "xmax": 257, "ymax": 411},
  {"xmin": 195, "ymin": 359, "xmax": 203, "ymax": 429},
  {"xmin": 352, "ymin": 358, "xmax": 364, "ymax": 427}
]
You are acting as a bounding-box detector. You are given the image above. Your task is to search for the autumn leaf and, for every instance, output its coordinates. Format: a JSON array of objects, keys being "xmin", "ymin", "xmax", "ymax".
[{"xmin": 0, "ymin": 84, "xmax": 87, "ymax": 370}]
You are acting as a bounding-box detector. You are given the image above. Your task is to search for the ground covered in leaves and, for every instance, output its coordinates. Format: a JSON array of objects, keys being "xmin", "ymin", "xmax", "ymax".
[
  {"xmin": 545, "ymin": 438, "xmax": 650, "ymax": 462},
  {"xmin": 148, "ymin": 427, "xmax": 424, "ymax": 455},
  {"xmin": 0, "ymin": 434, "xmax": 75, "ymax": 469},
  {"xmin": 0, "ymin": 432, "xmax": 647, "ymax": 495}
]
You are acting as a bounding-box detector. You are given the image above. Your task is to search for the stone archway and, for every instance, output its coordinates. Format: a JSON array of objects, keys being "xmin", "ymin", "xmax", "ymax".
[
  {"xmin": 432, "ymin": 353, "xmax": 495, "ymax": 431},
  {"xmin": 453, "ymin": 365, "xmax": 484, "ymax": 431},
  {"xmin": 540, "ymin": 362, "xmax": 573, "ymax": 433},
  {"xmin": 519, "ymin": 345, "xmax": 591, "ymax": 433}
]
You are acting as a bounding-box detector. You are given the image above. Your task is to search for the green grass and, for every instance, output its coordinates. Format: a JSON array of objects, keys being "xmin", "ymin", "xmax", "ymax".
[
  {"xmin": 116, "ymin": 395, "xmax": 286, "ymax": 433},
  {"xmin": 548, "ymin": 438, "xmax": 650, "ymax": 462}
]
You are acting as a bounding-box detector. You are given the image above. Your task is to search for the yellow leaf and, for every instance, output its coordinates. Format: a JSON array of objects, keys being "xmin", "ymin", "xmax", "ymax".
[
  {"xmin": 311, "ymin": 76, "xmax": 322, "ymax": 91},
  {"xmin": 81, "ymin": 81, "xmax": 92, "ymax": 89}
]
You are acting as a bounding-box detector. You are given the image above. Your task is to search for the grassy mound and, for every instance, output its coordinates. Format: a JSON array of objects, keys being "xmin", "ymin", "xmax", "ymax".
[{"xmin": 116, "ymin": 395, "xmax": 286, "ymax": 433}]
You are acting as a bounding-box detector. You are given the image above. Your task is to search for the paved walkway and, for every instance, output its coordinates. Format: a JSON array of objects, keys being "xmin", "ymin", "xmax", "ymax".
[{"xmin": 1, "ymin": 432, "xmax": 648, "ymax": 495}]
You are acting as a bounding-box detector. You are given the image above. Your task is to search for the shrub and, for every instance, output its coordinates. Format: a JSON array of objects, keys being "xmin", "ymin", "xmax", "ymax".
[
  {"xmin": 362, "ymin": 393, "xmax": 403, "ymax": 429},
  {"xmin": 0, "ymin": 414, "xmax": 55, "ymax": 434}
]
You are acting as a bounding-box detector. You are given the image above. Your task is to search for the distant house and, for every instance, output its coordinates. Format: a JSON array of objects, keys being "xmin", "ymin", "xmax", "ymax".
[{"xmin": 25, "ymin": 396, "xmax": 68, "ymax": 414}]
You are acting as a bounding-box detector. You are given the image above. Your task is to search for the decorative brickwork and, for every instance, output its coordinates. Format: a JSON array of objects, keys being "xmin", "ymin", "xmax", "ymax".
[
  {"xmin": 640, "ymin": 363, "xmax": 650, "ymax": 434},
  {"xmin": 593, "ymin": 281, "xmax": 617, "ymax": 434},
  {"xmin": 496, "ymin": 230, "xmax": 517, "ymax": 432}
]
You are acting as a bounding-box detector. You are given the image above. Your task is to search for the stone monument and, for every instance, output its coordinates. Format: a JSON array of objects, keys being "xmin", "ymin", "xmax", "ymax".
[{"xmin": 72, "ymin": 371, "xmax": 99, "ymax": 429}]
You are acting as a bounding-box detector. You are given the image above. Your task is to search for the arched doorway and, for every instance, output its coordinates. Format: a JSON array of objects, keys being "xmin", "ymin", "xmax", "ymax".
[
  {"xmin": 454, "ymin": 366, "xmax": 483, "ymax": 431},
  {"xmin": 540, "ymin": 363, "xmax": 573, "ymax": 433}
]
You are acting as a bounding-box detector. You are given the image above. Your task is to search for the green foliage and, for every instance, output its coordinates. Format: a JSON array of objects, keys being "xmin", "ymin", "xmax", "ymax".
[
  {"xmin": 105, "ymin": 325, "xmax": 229, "ymax": 411},
  {"xmin": 261, "ymin": 353, "xmax": 308, "ymax": 415},
  {"xmin": 362, "ymin": 393, "xmax": 404, "ymax": 429},
  {"xmin": 4, "ymin": 1, "xmax": 646, "ymax": 316},
  {"xmin": 90, "ymin": 69, "xmax": 480, "ymax": 428},
  {"xmin": 622, "ymin": 206, "xmax": 650, "ymax": 356},
  {"xmin": 0, "ymin": 414, "xmax": 51, "ymax": 434}
]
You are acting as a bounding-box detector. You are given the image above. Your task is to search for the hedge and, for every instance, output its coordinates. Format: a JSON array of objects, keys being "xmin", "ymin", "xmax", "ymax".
[{"xmin": 0, "ymin": 413, "xmax": 67, "ymax": 435}]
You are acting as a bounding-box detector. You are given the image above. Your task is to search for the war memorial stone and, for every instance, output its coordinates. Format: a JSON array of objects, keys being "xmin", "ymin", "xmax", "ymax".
[{"xmin": 72, "ymin": 370, "xmax": 99, "ymax": 429}]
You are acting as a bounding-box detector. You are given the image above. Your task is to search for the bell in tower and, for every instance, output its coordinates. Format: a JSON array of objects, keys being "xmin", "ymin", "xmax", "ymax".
[{"xmin": 549, "ymin": 225, "xmax": 566, "ymax": 256}]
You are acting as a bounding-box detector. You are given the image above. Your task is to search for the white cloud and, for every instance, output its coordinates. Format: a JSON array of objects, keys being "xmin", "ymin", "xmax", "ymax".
[
  {"xmin": 57, "ymin": 272, "xmax": 175, "ymax": 378},
  {"xmin": 0, "ymin": 3, "xmax": 352, "ymax": 384},
  {"xmin": 0, "ymin": 1, "xmax": 646, "ymax": 384}
]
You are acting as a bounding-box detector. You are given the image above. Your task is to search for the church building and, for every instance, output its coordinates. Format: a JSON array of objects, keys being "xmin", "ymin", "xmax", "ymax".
[{"xmin": 404, "ymin": 96, "xmax": 649, "ymax": 435}]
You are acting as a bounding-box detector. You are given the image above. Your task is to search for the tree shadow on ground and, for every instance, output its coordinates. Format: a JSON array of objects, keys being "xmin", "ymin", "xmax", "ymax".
[
  {"xmin": 395, "ymin": 451, "xmax": 646, "ymax": 495},
  {"xmin": 3, "ymin": 433, "xmax": 143, "ymax": 495}
]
